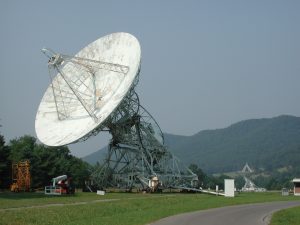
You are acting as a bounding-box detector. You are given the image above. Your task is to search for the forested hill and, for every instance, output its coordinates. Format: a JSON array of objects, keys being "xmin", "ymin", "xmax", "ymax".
[
  {"xmin": 83, "ymin": 115, "xmax": 300, "ymax": 174},
  {"xmin": 165, "ymin": 115, "xmax": 300, "ymax": 174},
  {"xmin": 82, "ymin": 146, "xmax": 108, "ymax": 165}
]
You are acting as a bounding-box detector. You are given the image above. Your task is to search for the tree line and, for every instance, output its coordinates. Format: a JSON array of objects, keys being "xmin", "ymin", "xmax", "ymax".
[
  {"xmin": 0, "ymin": 134, "xmax": 91, "ymax": 189},
  {"xmin": 1, "ymin": 132, "xmax": 295, "ymax": 191}
]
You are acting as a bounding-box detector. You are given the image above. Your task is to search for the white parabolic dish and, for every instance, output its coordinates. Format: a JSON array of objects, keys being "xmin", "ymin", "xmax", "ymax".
[{"xmin": 35, "ymin": 33, "xmax": 141, "ymax": 146}]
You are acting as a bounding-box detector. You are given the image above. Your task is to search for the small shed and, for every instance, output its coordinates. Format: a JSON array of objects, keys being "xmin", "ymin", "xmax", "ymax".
[
  {"xmin": 292, "ymin": 178, "xmax": 300, "ymax": 196},
  {"xmin": 224, "ymin": 179, "xmax": 235, "ymax": 197},
  {"xmin": 281, "ymin": 188, "xmax": 289, "ymax": 196}
]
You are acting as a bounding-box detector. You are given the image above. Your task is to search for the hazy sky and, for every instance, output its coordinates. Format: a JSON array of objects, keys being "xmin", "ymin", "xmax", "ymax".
[{"xmin": 1, "ymin": 1, "xmax": 299, "ymax": 157}]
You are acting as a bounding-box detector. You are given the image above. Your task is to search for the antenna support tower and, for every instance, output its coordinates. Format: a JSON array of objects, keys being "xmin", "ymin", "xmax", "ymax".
[
  {"xmin": 10, "ymin": 160, "xmax": 31, "ymax": 192},
  {"xmin": 91, "ymin": 92, "xmax": 197, "ymax": 191}
]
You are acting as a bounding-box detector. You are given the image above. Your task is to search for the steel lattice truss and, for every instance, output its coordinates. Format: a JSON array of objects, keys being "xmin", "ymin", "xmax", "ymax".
[
  {"xmin": 44, "ymin": 49, "xmax": 197, "ymax": 191},
  {"xmin": 92, "ymin": 90, "xmax": 197, "ymax": 191}
]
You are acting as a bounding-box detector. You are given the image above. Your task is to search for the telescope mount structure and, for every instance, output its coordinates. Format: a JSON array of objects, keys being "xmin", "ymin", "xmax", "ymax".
[{"xmin": 36, "ymin": 33, "xmax": 197, "ymax": 192}]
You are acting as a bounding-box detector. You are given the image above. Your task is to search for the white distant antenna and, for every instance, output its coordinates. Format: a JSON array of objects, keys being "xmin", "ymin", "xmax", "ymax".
[
  {"xmin": 36, "ymin": 32, "xmax": 197, "ymax": 191},
  {"xmin": 241, "ymin": 162, "xmax": 253, "ymax": 173},
  {"xmin": 240, "ymin": 163, "xmax": 265, "ymax": 192}
]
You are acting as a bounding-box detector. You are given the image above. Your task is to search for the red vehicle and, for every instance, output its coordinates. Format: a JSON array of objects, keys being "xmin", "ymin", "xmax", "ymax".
[{"xmin": 45, "ymin": 175, "xmax": 75, "ymax": 195}]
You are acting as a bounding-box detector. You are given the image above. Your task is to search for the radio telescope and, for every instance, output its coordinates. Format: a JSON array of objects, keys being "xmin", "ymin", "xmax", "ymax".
[
  {"xmin": 36, "ymin": 32, "xmax": 197, "ymax": 191},
  {"xmin": 240, "ymin": 163, "xmax": 266, "ymax": 192}
]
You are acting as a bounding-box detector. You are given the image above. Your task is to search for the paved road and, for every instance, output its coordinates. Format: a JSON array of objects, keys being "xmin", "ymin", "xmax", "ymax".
[{"xmin": 149, "ymin": 201, "xmax": 300, "ymax": 225}]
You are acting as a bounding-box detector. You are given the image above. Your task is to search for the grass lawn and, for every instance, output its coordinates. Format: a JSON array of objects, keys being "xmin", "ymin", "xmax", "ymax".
[
  {"xmin": 0, "ymin": 191, "xmax": 299, "ymax": 225},
  {"xmin": 270, "ymin": 205, "xmax": 300, "ymax": 225},
  {"xmin": 0, "ymin": 192, "xmax": 146, "ymax": 209}
]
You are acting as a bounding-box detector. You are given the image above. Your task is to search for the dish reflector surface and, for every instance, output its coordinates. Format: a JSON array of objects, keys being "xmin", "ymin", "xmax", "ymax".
[{"xmin": 35, "ymin": 33, "xmax": 141, "ymax": 146}]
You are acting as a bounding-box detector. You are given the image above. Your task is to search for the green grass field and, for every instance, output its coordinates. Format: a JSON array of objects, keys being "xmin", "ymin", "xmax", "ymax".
[
  {"xmin": 270, "ymin": 206, "xmax": 300, "ymax": 225},
  {"xmin": 0, "ymin": 191, "xmax": 299, "ymax": 225}
]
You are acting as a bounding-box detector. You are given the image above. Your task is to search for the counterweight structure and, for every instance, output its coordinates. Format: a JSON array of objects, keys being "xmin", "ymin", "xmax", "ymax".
[{"xmin": 40, "ymin": 34, "xmax": 197, "ymax": 191}]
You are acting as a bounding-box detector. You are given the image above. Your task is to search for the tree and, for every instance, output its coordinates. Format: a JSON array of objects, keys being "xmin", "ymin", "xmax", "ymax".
[
  {"xmin": 9, "ymin": 135, "xmax": 36, "ymax": 162},
  {"xmin": 7, "ymin": 135, "xmax": 91, "ymax": 188},
  {"xmin": 235, "ymin": 175, "xmax": 245, "ymax": 190},
  {"xmin": 0, "ymin": 134, "xmax": 11, "ymax": 188},
  {"xmin": 189, "ymin": 164, "xmax": 207, "ymax": 188}
]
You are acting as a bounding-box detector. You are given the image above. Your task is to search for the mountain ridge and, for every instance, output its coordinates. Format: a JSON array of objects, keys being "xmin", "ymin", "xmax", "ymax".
[{"xmin": 82, "ymin": 115, "xmax": 300, "ymax": 174}]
